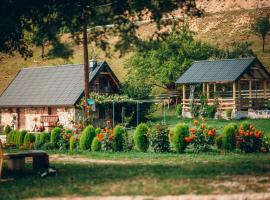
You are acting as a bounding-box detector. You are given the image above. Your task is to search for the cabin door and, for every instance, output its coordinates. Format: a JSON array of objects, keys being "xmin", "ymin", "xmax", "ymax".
[{"xmin": 18, "ymin": 108, "xmax": 26, "ymax": 130}]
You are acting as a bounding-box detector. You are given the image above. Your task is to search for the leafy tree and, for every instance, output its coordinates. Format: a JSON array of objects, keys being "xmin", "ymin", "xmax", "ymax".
[
  {"xmin": 251, "ymin": 16, "xmax": 270, "ymax": 52},
  {"xmin": 0, "ymin": 0, "xmax": 203, "ymax": 120},
  {"xmin": 124, "ymin": 25, "xmax": 221, "ymax": 90}
]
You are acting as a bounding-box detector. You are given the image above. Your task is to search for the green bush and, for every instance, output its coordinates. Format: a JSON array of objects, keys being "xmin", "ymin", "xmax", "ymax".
[
  {"xmin": 91, "ymin": 136, "xmax": 101, "ymax": 151},
  {"xmin": 150, "ymin": 123, "xmax": 170, "ymax": 153},
  {"xmin": 206, "ymin": 105, "xmax": 217, "ymax": 118},
  {"xmin": 240, "ymin": 122, "xmax": 250, "ymax": 131},
  {"xmin": 4, "ymin": 125, "xmax": 12, "ymax": 135},
  {"xmin": 16, "ymin": 130, "xmax": 27, "ymax": 147},
  {"xmin": 7, "ymin": 130, "xmax": 18, "ymax": 144},
  {"xmin": 69, "ymin": 136, "xmax": 77, "ymax": 151},
  {"xmin": 23, "ymin": 133, "xmax": 36, "ymax": 145},
  {"xmin": 173, "ymin": 124, "xmax": 189, "ymax": 153},
  {"xmin": 215, "ymin": 135, "xmax": 223, "ymax": 149},
  {"xmin": 226, "ymin": 109, "xmax": 232, "ymax": 120},
  {"xmin": 41, "ymin": 142, "xmax": 55, "ymax": 150},
  {"xmin": 50, "ymin": 127, "xmax": 62, "ymax": 147},
  {"xmin": 175, "ymin": 104, "xmax": 182, "ymax": 117},
  {"xmin": 96, "ymin": 128, "xmax": 102, "ymax": 134},
  {"xmin": 221, "ymin": 124, "xmax": 237, "ymax": 151},
  {"xmin": 65, "ymin": 129, "xmax": 73, "ymax": 134},
  {"xmin": 134, "ymin": 123, "xmax": 149, "ymax": 152},
  {"xmin": 113, "ymin": 125, "xmax": 124, "ymax": 152},
  {"xmin": 40, "ymin": 132, "xmax": 50, "ymax": 144},
  {"xmin": 80, "ymin": 125, "xmax": 96, "ymax": 150}
]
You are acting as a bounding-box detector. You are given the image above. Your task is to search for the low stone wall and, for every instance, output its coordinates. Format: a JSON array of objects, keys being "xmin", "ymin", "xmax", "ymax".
[
  {"xmin": 0, "ymin": 109, "xmax": 18, "ymax": 129},
  {"xmin": 57, "ymin": 107, "xmax": 75, "ymax": 129}
]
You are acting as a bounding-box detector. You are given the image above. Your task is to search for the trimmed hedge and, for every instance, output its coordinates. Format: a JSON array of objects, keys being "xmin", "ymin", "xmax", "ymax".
[
  {"xmin": 40, "ymin": 132, "xmax": 50, "ymax": 144},
  {"xmin": 91, "ymin": 136, "xmax": 101, "ymax": 151},
  {"xmin": 23, "ymin": 132, "xmax": 36, "ymax": 145},
  {"xmin": 173, "ymin": 124, "xmax": 189, "ymax": 153},
  {"xmin": 50, "ymin": 127, "xmax": 62, "ymax": 147},
  {"xmin": 79, "ymin": 125, "xmax": 96, "ymax": 150},
  {"xmin": 113, "ymin": 125, "xmax": 124, "ymax": 152},
  {"xmin": 16, "ymin": 130, "xmax": 27, "ymax": 147},
  {"xmin": 96, "ymin": 128, "xmax": 102, "ymax": 134},
  {"xmin": 221, "ymin": 124, "xmax": 237, "ymax": 151},
  {"xmin": 134, "ymin": 123, "xmax": 149, "ymax": 152},
  {"xmin": 69, "ymin": 136, "xmax": 75, "ymax": 151},
  {"xmin": 7, "ymin": 130, "xmax": 18, "ymax": 144}
]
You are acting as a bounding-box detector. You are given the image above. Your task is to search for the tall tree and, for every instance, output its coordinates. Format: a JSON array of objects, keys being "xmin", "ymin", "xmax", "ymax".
[
  {"xmin": 0, "ymin": 0, "xmax": 203, "ymax": 122},
  {"xmin": 251, "ymin": 16, "xmax": 270, "ymax": 52}
]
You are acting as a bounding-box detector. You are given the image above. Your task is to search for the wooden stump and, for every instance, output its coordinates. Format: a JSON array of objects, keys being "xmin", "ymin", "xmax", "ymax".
[{"xmin": 33, "ymin": 155, "xmax": 49, "ymax": 170}]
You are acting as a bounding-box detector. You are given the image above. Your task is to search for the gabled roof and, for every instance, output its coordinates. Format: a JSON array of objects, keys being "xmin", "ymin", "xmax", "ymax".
[
  {"xmin": 176, "ymin": 57, "xmax": 270, "ymax": 84},
  {"xmin": 0, "ymin": 61, "xmax": 119, "ymax": 107}
]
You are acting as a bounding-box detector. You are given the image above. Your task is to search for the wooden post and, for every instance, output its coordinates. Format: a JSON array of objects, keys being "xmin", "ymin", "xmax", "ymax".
[
  {"xmin": 249, "ymin": 80, "xmax": 252, "ymax": 109},
  {"xmin": 213, "ymin": 82, "xmax": 217, "ymax": 98},
  {"xmin": 233, "ymin": 81, "xmax": 236, "ymax": 110},
  {"xmin": 182, "ymin": 84, "xmax": 186, "ymax": 110},
  {"xmin": 249, "ymin": 80, "xmax": 252, "ymax": 99},
  {"xmin": 202, "ymin": 83, "xmax": 206, "ymax": 95},
  {"xmin": 238, "ymin": 81, "xmax": 241, "ymax": 110},
  {"xmin": 264, "ymin": 80, "xmax": 267, "ymax": 99},
  {"xmin": 206, "ymin": 83, "xmax": 210, "ymax": 99}
]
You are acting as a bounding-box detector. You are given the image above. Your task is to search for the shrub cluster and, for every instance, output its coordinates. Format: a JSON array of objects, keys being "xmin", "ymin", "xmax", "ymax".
[
  {"xmin": 149, "ymin": 123, "xmax": 170, "ymax": 152},
  {"xmin": 134, "ymin": 123, "xmax": 149, "ymax": 152}
]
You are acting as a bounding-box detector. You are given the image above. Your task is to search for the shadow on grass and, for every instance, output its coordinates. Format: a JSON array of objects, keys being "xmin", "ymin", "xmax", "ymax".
[{"xmin": 1, "ymin": 157, "xmax": 270, "ymax": 199}]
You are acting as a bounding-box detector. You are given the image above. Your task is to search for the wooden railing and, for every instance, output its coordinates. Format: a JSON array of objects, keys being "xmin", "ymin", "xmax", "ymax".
[{"xmin": 182, "ymin": 97, "xmax": 269, "ymax": 112}]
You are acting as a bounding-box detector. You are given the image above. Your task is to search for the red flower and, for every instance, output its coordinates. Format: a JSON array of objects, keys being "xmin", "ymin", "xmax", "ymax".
[
  {"xmin": 194, "ymin": 120, "xmax": 199, "ymax": 126},
  {"xmin": 208, "ymin": 130, "xmax": 214, "ymax": 137},
  {"xmin": 108, "ymin": 135, "xmax": 114, "ymax": 141}
]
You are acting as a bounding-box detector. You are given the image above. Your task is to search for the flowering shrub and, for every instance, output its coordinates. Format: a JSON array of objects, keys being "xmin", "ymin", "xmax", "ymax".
[
  {"xmin": 187, "ymin": 119, "xmax": 217, "ymax": 152},
  {"xmin": 97, "ymin": 127, "xmax": 114, "ymax": 152},
  {"xmin": 58, "ymin": 129, "xmax": 73, "ymax": 150},
  {"xmin": 237, "ymin": 123, "xmax": 263, "ymax": 153},
  {"xmin": 149, "ymin": 123, "xmax": 170, "ymax": 153},
  {"xmin": 91, "ymin": 136, "xmax": 102, "ymax": 151}
]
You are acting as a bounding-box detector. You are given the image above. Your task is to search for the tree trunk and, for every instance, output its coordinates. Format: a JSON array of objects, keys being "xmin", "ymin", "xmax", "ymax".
[
  {"xmin": 262, "ymin": 36, "xmax": 265, "ymax": 52},
  {"xmin": 41, "ymin": 44, "xmax": 44, "ymax": 59},
  {"xmin": 83, "ymin": 22, "xmax": 90, "ymax": 124}
]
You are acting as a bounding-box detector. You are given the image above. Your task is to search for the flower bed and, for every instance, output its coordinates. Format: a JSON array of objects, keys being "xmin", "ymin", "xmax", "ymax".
[{"xmin": 3, "ymin": 119, "xmax": 270, "ymax": 154}]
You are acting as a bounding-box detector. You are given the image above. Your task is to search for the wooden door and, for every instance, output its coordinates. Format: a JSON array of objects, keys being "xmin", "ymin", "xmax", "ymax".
[{"xmin": 18, "ymin": 108, "xmax": 25, "ymax": 130}]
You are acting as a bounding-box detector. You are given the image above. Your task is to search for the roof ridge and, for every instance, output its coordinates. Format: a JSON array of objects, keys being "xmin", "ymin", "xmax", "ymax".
[
  {"xmin": 21, "ymin": 60, "xmax": 105, "ymax": 70},
  {"xmin": 22, "ymin": 63, "xmax": 83, "ymax": 70},
  {"xmin": 193, "ymin": 57, "xmax": 256, "ymax": 63}
]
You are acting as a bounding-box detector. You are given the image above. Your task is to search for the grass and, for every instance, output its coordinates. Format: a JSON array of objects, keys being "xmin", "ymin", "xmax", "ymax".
[{"xmin": 1, "ymin": 151, "xmax": 270, "ymax": 199}]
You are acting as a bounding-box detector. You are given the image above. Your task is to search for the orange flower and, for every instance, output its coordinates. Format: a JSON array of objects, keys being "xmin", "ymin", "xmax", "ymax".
[
  {"xmin": 201, "ymin": 118, "xmax": 206, "ymax": 123},
  {"xmin": 97, "ymin": 133, "xmax": 104, "ymax": 141},
  {"xmin": 189, "ymin": 128, "xmax": 195, "ymax": 134},
  {"xmin": 194, "ymin": 120, "xmax": 199, "ymax": 126},
  {"xmin": 208, "ymin": 130, "xmax": 214, "ymax": 137},
  {"xmin": 109, "ymin": 129, "xmax": 113, "ymax": 135},
  {"xmin": 108, "ymin": 135, "xmax": 114, "ymax": 141}
]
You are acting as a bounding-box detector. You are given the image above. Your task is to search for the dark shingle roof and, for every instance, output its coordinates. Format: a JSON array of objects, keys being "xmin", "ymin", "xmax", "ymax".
[
  {"xmin": 176, "ymin": 57, "xmax": 258, "ymax": 84},
  {"xmin": 0, "ymin": 61, "xmax": 116, "ymax": 107}
]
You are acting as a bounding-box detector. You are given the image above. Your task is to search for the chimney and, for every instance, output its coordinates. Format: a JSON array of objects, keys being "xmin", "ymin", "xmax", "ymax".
[{"xmin": 89, "ymin": 59, "xmax": 97, "ymax": 72}]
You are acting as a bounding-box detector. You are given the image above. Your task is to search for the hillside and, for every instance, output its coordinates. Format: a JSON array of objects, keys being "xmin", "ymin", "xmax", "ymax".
[{"xmin": 0, "ymin": 4, "xmax": 270, "ymax": 93}]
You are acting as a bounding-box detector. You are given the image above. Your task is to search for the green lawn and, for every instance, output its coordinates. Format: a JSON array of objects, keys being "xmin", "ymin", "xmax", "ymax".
[{"xmin": 1, "ymin": 151, "xmax": 270, "ymax": 199}]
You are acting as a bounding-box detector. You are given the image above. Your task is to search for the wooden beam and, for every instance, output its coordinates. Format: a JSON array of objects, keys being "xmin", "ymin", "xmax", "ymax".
[
  {"xmin": 202, "ymin": 83, "xmax": 206, "ymax": 95},
  {"xmin": 233, "ymin": 81, "xmax": 236, "ymax": 110},
  {"xmin": 182, "ymin": 84, "xmax": 186, "ymax": 110},
  {"xmin": 238, "ymin": 81, "xmax": 241, "ymax": 110},
  {"xmin": 206, "ymin": 83, "xmax": 210, "ymax": 99}
]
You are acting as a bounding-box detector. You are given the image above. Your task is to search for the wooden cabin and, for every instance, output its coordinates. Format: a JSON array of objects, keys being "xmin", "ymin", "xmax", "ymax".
[
  {"xmin": 176, "ymin": 57, "xmax": 270, "ymax": 119},
  {"xmin": 0, "ymin": 60, "xmax": 120, "ymax": 131}
]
